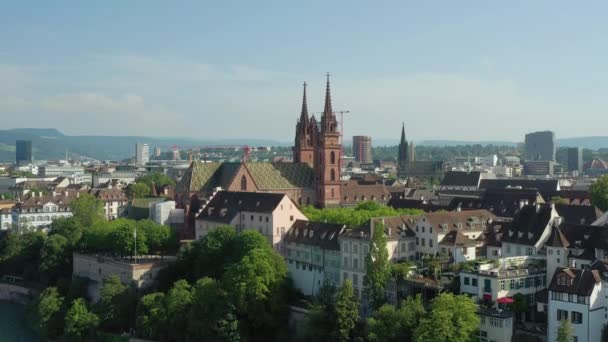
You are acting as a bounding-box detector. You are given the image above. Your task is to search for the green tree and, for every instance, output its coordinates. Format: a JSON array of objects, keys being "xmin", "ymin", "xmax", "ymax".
[
  {"xmin": 305, "ymin": 282, "xmax": 337, "ymax": 340},
  {"xmin": 590, "ymin": 174, "xmax": 608, "ymax": 211},
  {"xmin": 128, "ymin": 182, "xmax": 151, "ymax": 199},
  {"xmin": 222, "ymin": 247, "xmax": 289, "ymax": 332},
  {"xmin": 136, "ymin": 219, "xmax": 176, "ymax": 254},
  {"xmin": 367, "ymin": 295, "xmax": 425, "ymax": 342},
  {"xmin": 96, "ymin": 275, "xmax": 133, "ymax": 333},
  {"xmin": 138, "ymin": 173, "xmax": 175, "ymax": 196},
  {"xmin": 557, "ymin": 318, "xmax": 574, "ymax": 342},
  {"xmin": 414, "ymin": 293, "xmax": 479, "ymax": 342},
  {"xmin": 165, "ymin": 279, "xmax": 193, "ymax": 341},
  {"xmin": 187, "ymin": 277, "xmax": 238, "ymax": 341},
  {"xmin": 39, "ymin": 234, "xmax": 71, "ymax": 284},
  {"xmin": 26, "ymin": 287, "xmax": 65, "ymax": 339},
  {"xmin": 49, "ymin": 217, "xmax": 83, "ymax": 247},
  {"xmin": 229, "ymin": 229, "xmax": 270, "ymax": 262},
  {"xmin": 335, "ymin": 279, "xmax": 359, "ymax": 342},
  {"xmin": 108, "ymin": 219, "xmax": 148, "ymax": 256},
  {"xmin": 64, "ymin": 298, "xmax": 99, "ymax": 341},
  {"xmin": 512, "ymin": 293, "xmax": 528, "ymax": 322},
  {"xmin": 0, "ymin": 231, "xmax": 45, "ymax": 280},
  {"xmin": 191, "ymin": 225, "xmax": 237, "ymax": 279},
  {"xmin": 70, "ymin": 193, "xmax": 105, "ymax": 227},
  {"xmin": 365, "ymin": 222, "xmax": 391, "ymax": 310},
  {"xmin": 136, "ymin": 292, "xmax": 166, "ymax": 340}
]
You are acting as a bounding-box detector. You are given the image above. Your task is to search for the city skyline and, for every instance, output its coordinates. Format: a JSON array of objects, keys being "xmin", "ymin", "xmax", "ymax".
[{"xmin": 2, "ymin": 2, "xmax": 608, "ymax": 142}]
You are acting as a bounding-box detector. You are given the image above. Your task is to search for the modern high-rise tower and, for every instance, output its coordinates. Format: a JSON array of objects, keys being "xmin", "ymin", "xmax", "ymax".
[
  {"xmin": 524, "ymin": 131, "xmax": 556, "ymax": 162},
  {"xmin": 15, "ymin": 140, "xmax": 32, "ymax": 164},
  {"xmin": 135, "ymin": 143, "xmax": 150, "ymax": 166},
  {"xmin": 352, "ymin": 136, "xmax": 372, "ymax": 164}
]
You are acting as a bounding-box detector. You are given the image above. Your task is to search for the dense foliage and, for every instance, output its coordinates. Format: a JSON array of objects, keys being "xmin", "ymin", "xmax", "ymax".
[
  {"xmin": 590, "ymin": 174, "xmax": 608, "ymax": 211},
  {"xmin": 413, "ymin": 293, "xmax": 479, "ymax": 342},
  {"xmin": 136, "ymin": 226, "xmax": 292, "ymax": 341},
  {"xmin": 302, "ymin": 201, "xmax": 423, "ymax": 226},
  {"xmin": 364, "ymin": 222, "xmax": 391, "ymax": 310},
  {"xmin": 367, "ymin": 295, "xmax": 426, "ymax": 342}
]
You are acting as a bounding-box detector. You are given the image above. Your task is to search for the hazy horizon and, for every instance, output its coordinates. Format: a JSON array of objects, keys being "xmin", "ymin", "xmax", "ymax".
[{"xmin": 2, "ymin": 1, "xmax": 608, "ymax": 142}]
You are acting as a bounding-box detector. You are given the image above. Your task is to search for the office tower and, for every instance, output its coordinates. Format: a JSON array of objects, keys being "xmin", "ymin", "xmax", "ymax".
[
  {"xmin": 566, "ymin": 147, "xmax": 583, "ymax": 173},
  {"xmin": 135, "ymin": 143, "xmax": 150, "ymax": 166},
  {"xmin": 524, "ymin": 131, "xmax": 556, "ymax": 162},
  {"xmin": 15, "ymin": 140, "xmax": 32, "ymax": 164},
  {"xmin": 352, "ymin": 135, "xmax": 372, "ymax": 164}
]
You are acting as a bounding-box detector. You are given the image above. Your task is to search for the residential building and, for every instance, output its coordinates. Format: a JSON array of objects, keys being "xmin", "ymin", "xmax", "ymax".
[
  {"xmin": 478, "ymin": 308, "xmax": 514, "ymax": 342},
  {"xmin": 0, "ymin": 208, "xmax": 12, "ymax": 230},
  {"xmin": 12, "ymin": 193, "xmax": 75, "ymax": 230},
  {"xmin": 352, "ymin": 136, "xmax": 373, "ymax": 164},
  {"xmin": 90, "ymin": 188, "xmax": 128, "ymax": 220},
  {"xmin": 38, "ymin": 165, "xmax": 85, "ymax": 178},
  {"xmin": 92, "ymin": 171, "xmax": 138, "ymax": 187},
  {"xmin": 525, "ymin": 131, "xmax": 556, "ymax": 162},
  {"xmin": 15, "ymin": 140, "xmax": 32, "ymax": 164},
  {"xmin": 195, "ymin": 191, "xmax": 307, "ymax": 249},
  {"xmin": 412, "ymin": 210, "xmax": 495, "ymax": 260},
  {"xmin": 547, "ymin": 266, "xmax": 606, "ymax": 342},
  {"xmin": 282, "ymin": 220, "xmax": 345, "ymax": 295},
  {"xmin": 72, "ymin": 253, "xmax": 176, "ymax": 302},
  {"xmin": 460, "ymin": 257, "xmax": 547, "ymax": 307},
  {"xmin": 501, "ymin": 204, "xmax": 560, "ymax": 258},
  {"xmin": 135, "ymin": 143, "xmax": 150, "ymax": 166}
]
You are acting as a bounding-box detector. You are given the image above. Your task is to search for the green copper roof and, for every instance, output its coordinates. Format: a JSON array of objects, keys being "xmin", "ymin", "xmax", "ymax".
[
  {"xmin": 245, "ymin": 162, "xmax": 313, "ymax": 189},
  {"xmin": 177, "ymin": 161, "xmax": 314, "ymax": 192}
]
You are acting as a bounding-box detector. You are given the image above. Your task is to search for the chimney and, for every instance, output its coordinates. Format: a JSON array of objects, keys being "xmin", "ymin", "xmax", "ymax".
[
  {"xmin": 388, "ymin": 227, "xmax": 392, "ymax": 236},
  {"xmin": 571, "ymin": 259, "xmax": 576, "ymax": 268},
  {"xmin": 65, "ymin": 191, "xmax": 69, "ymax": 197}
]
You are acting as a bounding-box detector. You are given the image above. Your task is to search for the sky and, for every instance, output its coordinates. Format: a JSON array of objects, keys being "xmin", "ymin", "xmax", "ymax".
[{"xmin": 1, "ymin": 1, "xmax": 607, "ymax": 143}]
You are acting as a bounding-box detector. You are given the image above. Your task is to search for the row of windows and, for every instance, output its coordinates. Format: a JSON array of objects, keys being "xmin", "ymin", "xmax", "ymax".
[
  {"xmin": 415, "ymin": 237, "xmax": 433, "ymax": 247},
  {"xmin": 480, "ymin": 316, "xmax": 509, "ymax": 328},
  {"xmin": 343, "ymin": 256, "xmax": 361, "ymax": 270},
  {"xmin": 399, "ymin": 242, "xmax": 415, "ymax": 252},
  {"xmin": 499, "ymin": 276, "xmax": 545, "ymax": 290},
  {"xmin": 342, "ymin": 241, "xmax": 369, "ymax": 254},
  {"xmin": 551, "ymin": 291, "xmax": 587, "ymax": 304},
  {"xmin": 463, "ymin": 277, "xmax": 478, "ymax": 287},
  {"xmin": 557, "ymin": 309, "xmax": 583, "ymax": 324},
  {"xmin": 415, "ymin": 225, "xmax": 432, "ymax": 234},
  {"xmin": 504, "ymin": 244, "xmax": 536, "ymax": 256},
  {"xmin": 18, "ymin": 214, "xmax": 67, "ymax": 223},
  {"xmin": 343, "ymin": 272, "xmax": 365, "ymax": 287}
]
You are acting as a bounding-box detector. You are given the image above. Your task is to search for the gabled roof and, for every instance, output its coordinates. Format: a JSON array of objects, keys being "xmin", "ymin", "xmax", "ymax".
[
  {"xmin": 196, "ymin": 191, "xmax": 288, "ymax": 223},
  {"xmin": 549, "ymin": 267, "xmax": 601, "ymax": 296},
  {"xmin": 555, "ymin": 204, "xmax": 603, "ymax": 225},
  {"xmin": 177, "ymin": 161, "xmax": 314, "ymax": 193},
  {"xmin": 440, "ymin": 171, "xmax": 482, "ymax": 187},
  {"xmin": 479, "ymin": 178, "xmax": 559, "ymax": 193},
  {"xmin": 283, "ymin": 220, "xmax": 345, "ymax": 250},
  {"xmin": 501, "ymin": 204, "xmax": 553, "ymax": 245},
  {"xmin": 545, "ymin": 225, "xmax": 570, "ymax": 248},
  {"xmin": 422, "ymin": 209, "xmax": 496, "ymax": 232},
  {"xmin": 439, "ymin": 230, "xmax": 477, "ymax": 247}
]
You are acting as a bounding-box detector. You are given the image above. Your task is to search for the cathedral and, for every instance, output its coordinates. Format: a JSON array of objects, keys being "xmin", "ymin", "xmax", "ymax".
[
  {"xmin": 177, "ymin": 75, "xmax": 402, "ymax": 222},
  {"xmin": 293, "ymin": 74, "xmax": 341, "ymax": 207}
]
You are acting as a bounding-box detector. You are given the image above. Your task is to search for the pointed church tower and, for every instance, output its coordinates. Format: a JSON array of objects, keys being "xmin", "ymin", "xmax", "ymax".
[
  {"xmin": 293, "ymin": 82, "xmax": 314, "ymax": 165},
  {"xmin": 398, "ymin": 123, "xmax": 409, "ymax": 171},
  {"xmin": 315, "ymin": 74, "xmax": 341, "ymax": 207}
]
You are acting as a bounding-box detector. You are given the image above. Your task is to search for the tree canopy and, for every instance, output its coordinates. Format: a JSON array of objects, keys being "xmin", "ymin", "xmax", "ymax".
[
  {"xmin": 590, "ymin": 174, "xmax": 608, "ymax": 211},
  {"xmin": 414, "ymin": 293, "xmax": 479, "ymax": 342},
  {"xmin": 367, "ymin": 295, "xmax": 425, "ymax": 342},
  {"xmin": 301, "ymin": 201, "xmax": 423, "ymax": 226},
  {"xmin": 335, "ymin": 279, "xmax": 360, "ymax": 342},
  {"xmin": 365, "ymin": 222, "xmax": 391, "ymax": 310},
  {"xmin": 64, "ymin": 298, "xmax": 99, "ymax": 341},
  {"xmin": 70, "ymin": 193, "xmax": 105, "ymax": 227}
]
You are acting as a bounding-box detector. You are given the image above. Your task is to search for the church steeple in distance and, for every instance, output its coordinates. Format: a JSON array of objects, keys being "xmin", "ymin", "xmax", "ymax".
[
  {"xmin": 398, "ymin": 122, "xmax": 409, "ymax": 169},
  {"xmin": 300, "ymin": 81, "xmax": 309, "ymax": 125},
  {"xmin": 321, "ymin": 73, "xmax": 337, "ymax": 133}
]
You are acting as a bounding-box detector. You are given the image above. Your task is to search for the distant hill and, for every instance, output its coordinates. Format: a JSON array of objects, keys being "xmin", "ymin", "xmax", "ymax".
[
  {"xmin": 0, "ymin": 128, "xmax": 287, "ymax": 162},
  {"xmin": 556, "ymin": 136, "xmax": 608, "ymax": 150}
]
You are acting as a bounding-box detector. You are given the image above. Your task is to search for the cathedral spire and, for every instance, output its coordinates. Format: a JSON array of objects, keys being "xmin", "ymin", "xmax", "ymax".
[
  {"xmin": 323, "ymin": 73, "xmax": 333, "ymax": 118},
  {"xmin": 300, "ymin": 81, "xmax": 309, "ymax": 123},
  {"xmin": 400, "ymin": 122, "xmax": 406, "ymax": 144}
]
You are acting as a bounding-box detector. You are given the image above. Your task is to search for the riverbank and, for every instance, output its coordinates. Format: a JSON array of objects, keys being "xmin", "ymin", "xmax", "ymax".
[{"xmin": 0, "ymin": 300, "xmax": 37, "ymax": 341}]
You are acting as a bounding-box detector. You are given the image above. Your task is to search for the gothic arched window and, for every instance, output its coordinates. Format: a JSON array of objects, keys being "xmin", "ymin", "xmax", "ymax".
[
  {"xmin": 240, "ymin": 175, "xmax": 247, "ymax": 191},
  {"xmin": 330, "ymin": 169, "xmax": 336, "ymax": 181},
  {"xmin": 331, "ymin": 188, "xmax": 335, "ymax": 198},
  {"xmin": 330, "ymin": 151, "xmax": 335, "ymax": 164}
]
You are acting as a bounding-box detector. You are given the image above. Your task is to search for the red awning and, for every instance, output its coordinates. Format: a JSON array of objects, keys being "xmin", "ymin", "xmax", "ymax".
[
  {"xmin": 497, "ymin": 297, "xmax": 515, "ymax": 304},
  {"xmin": 483, "ymin": 294, "xmax": 492, "ymax": 300}
]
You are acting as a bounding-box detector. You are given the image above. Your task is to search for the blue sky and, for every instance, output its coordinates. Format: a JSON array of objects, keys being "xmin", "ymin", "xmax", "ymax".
[{"xmin": 1, "ymin": 1, "xmax": 607, "ymax": 142}]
